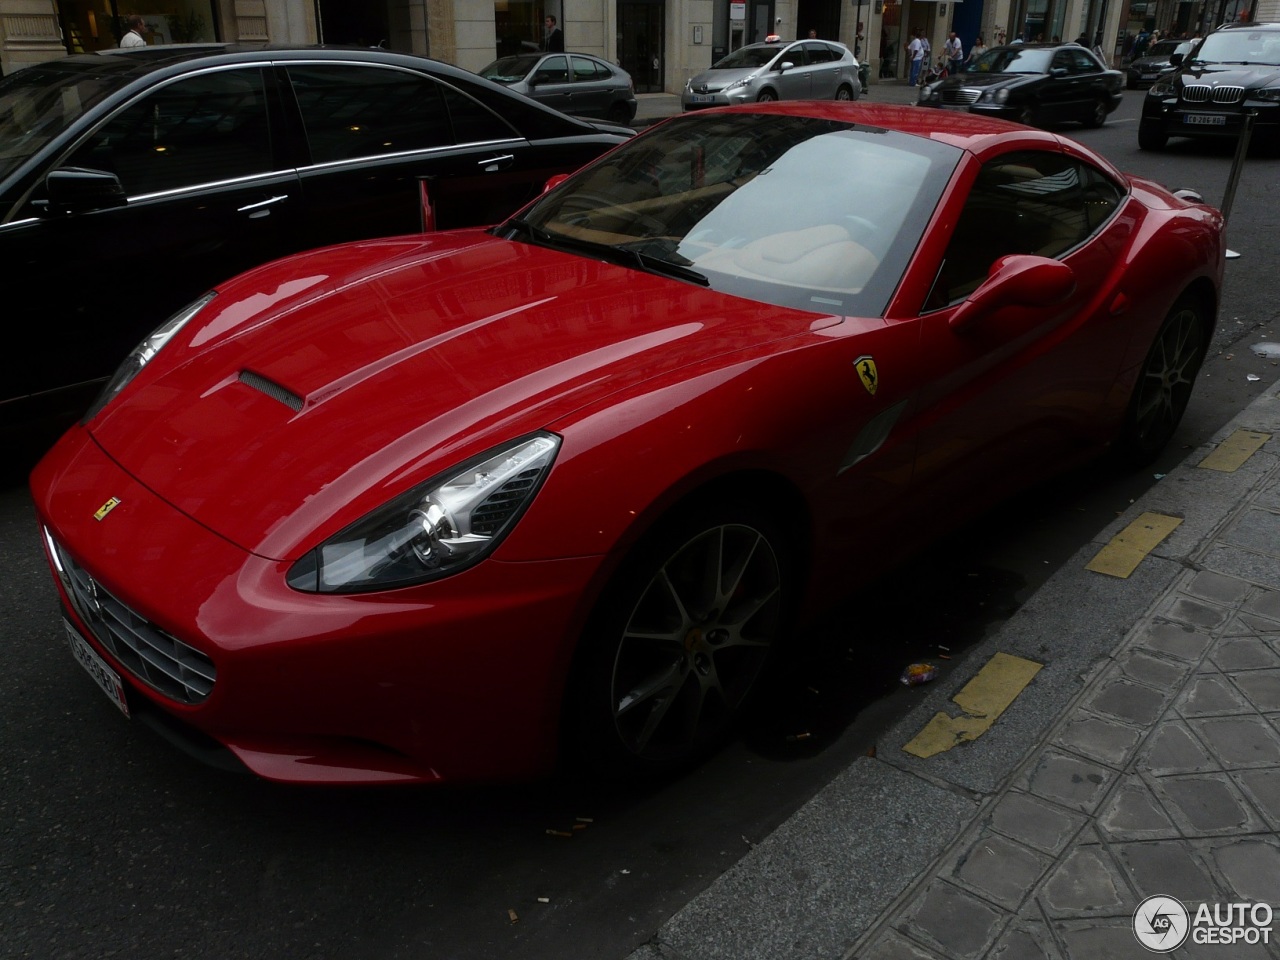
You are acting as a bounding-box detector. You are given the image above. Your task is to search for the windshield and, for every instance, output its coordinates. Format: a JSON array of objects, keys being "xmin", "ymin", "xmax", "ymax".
[
  {"xmin": 0, "ymin": 61, "xmax": 123, "ymax": 181},
  {"xmin": 1144, "ymin": 40, "xmax": 1183, "ymax": 58},
  {"xmin": 1194, "ymin": 29, "xmax": 1280, "ymax": 65},
  {"xmin": 966, "ymin": 46, "xmax": 1054, "ymax": 74},
  {"xmin": 506, "ymin": 113, "xmax": 959, "ymax": 317},
  {"xmin": 712, "ymin": 45, "xmax": 785, "ymax": 69},
  {"xmin": 479, "ymin": 56, "xmax": 540, "ymax": 82}
]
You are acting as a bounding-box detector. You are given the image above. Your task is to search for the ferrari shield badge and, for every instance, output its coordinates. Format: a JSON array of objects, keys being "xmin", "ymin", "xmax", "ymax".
[
  {"xmin": 93, "ymin": 497, "xmax": 121, "ymax": 521},
  {"xmin": 854, "ymin": 356, "xmax": 878, "ymax": 396}
]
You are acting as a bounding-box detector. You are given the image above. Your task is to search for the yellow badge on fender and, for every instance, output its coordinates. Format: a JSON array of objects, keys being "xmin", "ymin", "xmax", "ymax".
[
  {"xmin": 94, "ymin": 497, "xmax": 121, "ymax": 521},
  {"xmin": 854, "ymin": 355, "xmax": 878, "ymax": 396}
]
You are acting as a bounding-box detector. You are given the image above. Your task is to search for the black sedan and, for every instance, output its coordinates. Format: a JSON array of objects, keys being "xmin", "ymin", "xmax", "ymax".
[
  {"xmin": 478, "ymin": 52, "xmax": 637, "ymax": 123},
  {"xmin": 0, "ymin": 45, "xmax": 631, "ymax": 443},
  {"xmin": 1139, "ymin": 22, "xmax": 1280, "ymax": 150},
  {"xmin": 1126, "ymin": 38, "xmax": 1191, "ymax": 88},
  {"xmin": 918, "ymin": 43, "xmax": 1123, "ymax": 128}
]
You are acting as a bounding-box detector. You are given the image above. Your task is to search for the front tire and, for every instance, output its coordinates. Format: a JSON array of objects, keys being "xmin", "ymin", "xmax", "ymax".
[
  {"xmin": 1138, "ymin": 119, "xmax": 1168, "ymax": 151},
  {"xmin": 757, "ymin": 89, "xmax": 778, "ymax": 102},
  {"xmin": 1116, "ymin": 294, "xmax": 1210, "ymax": 465},
  {"xmin": 1016, "ymin": 102, "xmax": 1037, "ymax": 127},
  {"xmin": 1084, "ymin": 98, "xmax": 1108, "ymax": 128},
  {"xmin": 571, "ymin": 501, "xmax": 792, "ymax": 778}
]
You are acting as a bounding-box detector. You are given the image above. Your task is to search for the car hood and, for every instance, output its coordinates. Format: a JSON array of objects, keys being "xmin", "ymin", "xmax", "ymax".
[
  {"xmin": 687, "ymin": 66, "xmax": 761, "ymax": 91},
  {"xmin": 90, "ymin": 231, "xmax": 816, "ymax": 559},
  {"xmin": 944, "ymin": 72, "xmax": 1035, "ymax": 90},
  {"xmin": 1131, "ymin": 54, "xmax": 1174, "ymax": 69},
  {"xmin": 1178, "ymin": 62, "xmax": 1280, "ymax": 88}
]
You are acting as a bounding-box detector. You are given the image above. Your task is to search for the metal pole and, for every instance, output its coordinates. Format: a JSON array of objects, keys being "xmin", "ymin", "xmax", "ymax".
[{"xmin": 1220, "ymin": 110, "xmax": 1255, "ymax": 226}]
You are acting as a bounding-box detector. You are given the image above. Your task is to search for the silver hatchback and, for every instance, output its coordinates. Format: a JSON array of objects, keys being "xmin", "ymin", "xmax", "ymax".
[
  {"xmin": 682, "ymin": 40, "xmax": 862, "ymax": 110},
  {"xmin": 479, "ymin": 52, "xmax": 637, "ymax": 123}
]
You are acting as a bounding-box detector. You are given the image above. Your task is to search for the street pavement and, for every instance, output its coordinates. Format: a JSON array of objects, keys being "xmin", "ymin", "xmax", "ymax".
[{"xmin": 624, "ymin": 88, "xmax": 1280, "ymax": 960}]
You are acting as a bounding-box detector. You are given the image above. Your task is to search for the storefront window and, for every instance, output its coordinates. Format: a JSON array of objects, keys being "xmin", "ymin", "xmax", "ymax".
[
  {"xmin": 496, "ymin": 0, "xmax": 544, "ymax": 57},
  {"xmin": 55, "ymin": 0, "xmax": 218, "ymax": 54}
]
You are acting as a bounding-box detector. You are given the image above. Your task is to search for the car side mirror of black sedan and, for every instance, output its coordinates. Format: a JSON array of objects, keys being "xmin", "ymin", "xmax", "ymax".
[
  {"xmin": 949, "ymin": 254, "xmax": 1075, "ymax": 332},
  {"xmin": 38, "ymin": 167, "xmax": 127, "ymax": 216},
  {"xmin": 1169, "ymin": 52, "xmax": 1184, "ymax": 67}
]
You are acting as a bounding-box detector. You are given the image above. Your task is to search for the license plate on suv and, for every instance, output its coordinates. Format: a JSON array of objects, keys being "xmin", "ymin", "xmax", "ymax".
[
  {"xmin": 66, "ymin": 622, "xmax": 131, "ymax": 717},
  {"xmin": 1184, "ymin": 113, "xmax": 1226, "ymax": 125}
]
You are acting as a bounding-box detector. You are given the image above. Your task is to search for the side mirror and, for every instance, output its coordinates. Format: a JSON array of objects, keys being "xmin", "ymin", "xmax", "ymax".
[
  {"xmin": 38, "ymin": 167, "xmax": 127, "ymax": 216},
  {"xmin": 1050, "ymin": 66, "xmax": 1068, "ymax": 77},
  {"xmin": 542, "ymin": 172, "xmax": 571, "ymax": 193},
  {"xmin": 949, "ymin": 254, "xmax": 1075, "ymax": 332},
  {"xmin": 1169, "ymin": 52, "xmax": 1184, "ymax": 66},
  {"xmin": 778, "ymin": 60, "xmax": 795, "ymax": 72}
]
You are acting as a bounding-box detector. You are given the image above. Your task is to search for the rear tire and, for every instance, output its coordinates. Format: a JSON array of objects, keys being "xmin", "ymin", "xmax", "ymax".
[
  {"xmin": 569, "ymin": 499, "xmax": 793, "ymax": 779},
  {"xmin": 1138, "ymin": 119, "xmax": 1168, "ymax": 151},
  {"xmin": 1116, "ymin": 294, "xmax": 1210, "ymax": 465},
  {"xmin": 835, "ymin": 84, "xmax": 855, "ymax": 101}
]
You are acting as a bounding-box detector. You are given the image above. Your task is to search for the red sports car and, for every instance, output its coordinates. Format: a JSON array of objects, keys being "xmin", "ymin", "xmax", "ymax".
[{"xmin": 31, "ymin": 103, "xmax": 1224, "ymax": 786}]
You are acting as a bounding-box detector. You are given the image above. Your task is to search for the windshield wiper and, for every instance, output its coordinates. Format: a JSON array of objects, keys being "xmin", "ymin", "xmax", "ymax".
[{"xmin": 502, "ymin": 218, "xmax": 709, "ymax": 286}]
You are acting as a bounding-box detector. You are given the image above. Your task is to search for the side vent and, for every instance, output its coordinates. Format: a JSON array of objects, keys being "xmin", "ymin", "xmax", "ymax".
[{"xmin": 239, "ymin": 370, "xmax": 304, "ymax": 412}]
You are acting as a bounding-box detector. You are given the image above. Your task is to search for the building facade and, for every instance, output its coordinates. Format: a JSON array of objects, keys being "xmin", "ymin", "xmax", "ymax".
[{"xmin": 3, "ymin": 0, "xmax": 1277, "ymax": 87}]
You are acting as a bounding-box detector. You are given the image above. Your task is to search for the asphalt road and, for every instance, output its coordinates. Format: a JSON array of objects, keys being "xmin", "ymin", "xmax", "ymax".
[{"xmin": 2, "ymin": 89, "xmax": 1278, "ymax": 960}]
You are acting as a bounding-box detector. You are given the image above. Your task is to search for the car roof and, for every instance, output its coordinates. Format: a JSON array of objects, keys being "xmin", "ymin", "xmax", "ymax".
[{"xmin": 1217, "ymin": 20, "xmax": 1280, "ymax": 30}]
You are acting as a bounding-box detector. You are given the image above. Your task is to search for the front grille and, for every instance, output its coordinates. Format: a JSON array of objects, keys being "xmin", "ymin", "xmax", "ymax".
[
  {"xmin": 941, "ymin": 88, "xmax": 982, "ymax": 106},
  {"xmin": 1182, "ymin": 83, "xmax": 1244, "ymax": 104},
  {"xmin": 46, "ymin": 531, "xmax": 216, "ymax": 704}
]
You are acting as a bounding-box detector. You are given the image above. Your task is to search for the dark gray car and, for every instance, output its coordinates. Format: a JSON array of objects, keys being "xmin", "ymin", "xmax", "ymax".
[{"xmin": 478, "ymin": 52, "xmax": 637, "ymax": 123}]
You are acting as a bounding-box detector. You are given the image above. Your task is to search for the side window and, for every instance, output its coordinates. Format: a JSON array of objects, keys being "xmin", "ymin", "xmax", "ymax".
[
  {"xmin": 805, "ymin": 43, "xmax": 834, "ymax": 64},
  {"xmin": 63, "ymin": 68, "xmax": 272, "ymax": 195},
  {"xmin": 929, "ymin": 153, "xmax": 1107, "ymax": 309},
  {"xmin": 1071, "ymin": 49, "xmax": 1100, "ymax": 72},
  {"xmin": 438, "ymin": 85, "xmax": 519, "ymax": 144},
  {"xmin": 287, "ymin": 64, "xmax": 453, "ymax": 165},
  {"xmin": 781, "ymin": 45, "xmax": 808, "ymax": 66},
  {"xmin": 1052, "ymin": 50, "xmax": 1076, "ymax": 73},
  {"xmin": 533, "ymin": 56, "xmax": 569, "ymax": 84},
  {"xmin": 571, "ymin": 57, "xmax": 601, "ymax": 81}
]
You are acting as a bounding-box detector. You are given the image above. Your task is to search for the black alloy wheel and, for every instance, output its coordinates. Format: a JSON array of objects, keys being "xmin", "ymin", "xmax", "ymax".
[{"xmin": 1118, "ymin": 293, "xmax": 1210, "ymax": 465}]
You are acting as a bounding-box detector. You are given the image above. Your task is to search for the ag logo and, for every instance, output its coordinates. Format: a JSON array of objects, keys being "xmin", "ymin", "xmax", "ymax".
[
  {"xmin": 853, "ymin": 355, "xmax": 878, "ymax": 396},
  {"xmin": 1133, "ymin": 895, "xmax": 1190, "ymax": 952}
]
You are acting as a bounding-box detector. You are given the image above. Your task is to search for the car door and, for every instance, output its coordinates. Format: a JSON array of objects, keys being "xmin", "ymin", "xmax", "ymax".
[
  {"xmin": 773, "ymin": 44, "xmax": 812, "ymax": 99},
  {"xmin": 908, "ymin": 149, "xmax": 1131, "ymax": 510},
  {"xmin": 285, "ymin": 61, "xmax": 551, "ymax": 239},
  {"xmin": 804, "ymin": 42, "xmax": 840, "ymax": 98},
  {"xmin": 527, "ymin": 56, "xmax": 574, "ymax": 113},
  {"xmin": 0, "ymin": 65, "xmax": 302, "ymax": 422},
  {"xmin": 567, "ymin": 56, "xmax": 610, "ymax": 118},
  {"xmin": 1042, "ymin": 48, "xmax": 1090, "ymax": 120}
]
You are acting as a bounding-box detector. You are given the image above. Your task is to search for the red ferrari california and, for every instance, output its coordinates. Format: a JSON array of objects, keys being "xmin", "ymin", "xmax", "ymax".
[{"xmin": 31, "ymin": 103, "xmax": 1224, "ymax": 786}]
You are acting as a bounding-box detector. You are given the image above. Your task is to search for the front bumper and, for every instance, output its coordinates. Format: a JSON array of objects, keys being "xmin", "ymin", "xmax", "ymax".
[
  {"xmin": 32, "ymin": 426, "xmax": 604, "ymax": 785},
  {"xmin": 1142, "ymin": 96, "xmax": 1280, "ymax": 139}
]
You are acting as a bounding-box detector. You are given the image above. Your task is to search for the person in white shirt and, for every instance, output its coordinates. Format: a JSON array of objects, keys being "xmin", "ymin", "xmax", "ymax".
[
  {"xmin": 907, "ymin": 31, "xmax": 925, "ymax": 85},
  {"xmin": 946, "ymin": 32, "xmax": 964, "ymax": 75},
  {"xmin": 119, "ymin": 15, "xmax": 147, "ymax": 48}
]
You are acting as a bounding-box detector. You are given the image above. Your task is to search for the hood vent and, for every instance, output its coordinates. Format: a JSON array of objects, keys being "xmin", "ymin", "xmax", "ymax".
[{"xmin": 239, "ymin": 370, "xmax": 304, "ymax": 412}]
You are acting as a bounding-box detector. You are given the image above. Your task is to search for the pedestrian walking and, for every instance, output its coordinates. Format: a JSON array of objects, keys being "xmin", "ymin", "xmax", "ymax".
[{"xmin": 945, "ymin": 31, "xmax": 964, "ymax": 75}]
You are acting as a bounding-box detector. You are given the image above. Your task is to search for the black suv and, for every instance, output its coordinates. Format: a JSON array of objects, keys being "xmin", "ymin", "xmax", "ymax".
[{"xmin": 1139, "ymin": 22, "xmax": 1280, "ymax": 150}]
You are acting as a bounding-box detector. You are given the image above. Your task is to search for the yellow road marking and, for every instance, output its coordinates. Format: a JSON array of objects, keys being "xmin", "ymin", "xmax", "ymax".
[
  {"xmin": 1198, "ymin": 429, "xmax": 1271, "ymax": 473},
  {"xmin": 903, "ymin": 652, "xmax": 1043, "ymax": 759},
  {"xmin": 1085, "ymin": 512, "xmax": 1182, "ymax": 579}
]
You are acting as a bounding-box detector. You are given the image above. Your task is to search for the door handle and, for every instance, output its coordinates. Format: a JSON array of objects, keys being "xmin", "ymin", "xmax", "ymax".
[
  {"xmin": 478, "ymin": 154, "xmax": 515, "ymax": 172},
  {"xmin": 237, "ymin": 195, "xmax": 289, "ymax": 218}
]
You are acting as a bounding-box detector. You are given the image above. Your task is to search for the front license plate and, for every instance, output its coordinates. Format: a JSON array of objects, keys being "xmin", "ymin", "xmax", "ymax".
[
  {"xmin": 689, "ymin": 94, "xmax": 715, "ymax": 103},
  {"xmin": 1184, "ymin": 113, "xmax": 1226, "ymax": 125},
  {"xmin": 65, "ymin": 622, "xmax": 131, "ymax": 717}
]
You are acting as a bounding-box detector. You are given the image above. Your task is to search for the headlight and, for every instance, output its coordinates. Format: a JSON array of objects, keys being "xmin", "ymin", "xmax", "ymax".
[
  {"xmin": 83, "ymin": 292, "xmax": 216, "ymax": 422},
  {"xmin": 1149, "ymin": 78, "xmax": 1175, "ymax": 96},
  {"xmin": 287, "ymin": 433, "xmax": 561, "ymax": 593},
  {"xmin": 1252, "ymin": 86, "xmax": 1280, "ymax": 102},
  {"xmin": 724, "ymin": 76, "xmax": 754, "ymax": 92},
  {"xmin": 980, "ymin": 88, "xmax": 1009, "ymax": 104}
]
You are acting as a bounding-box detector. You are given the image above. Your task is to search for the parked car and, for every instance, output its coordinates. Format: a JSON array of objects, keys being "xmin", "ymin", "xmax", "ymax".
[
  {"xmin": 1126, "ymin": 38, "xmax": 1191, "ymax": 88},
  {"xmin": 0, "ymin": 45, "xmax": 631, "ymax": 441},
  {"xmin": 682, "ymin": 39, "xmax": 861, "ymax": 110},
  {"xmin": 478, "ymin": 52, "xmax": 637, "ymax": 123},
  {"xmin": 1139, "ymin": 22, "xmax": 1280, "ymax": 150},
  {"xmin": 33, "ymin": 102, "xmax": 1223, "ymax": 786},
  {"xmin": 918, "ymin": 42, "xmax": 1124, "ymax": 128}
]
